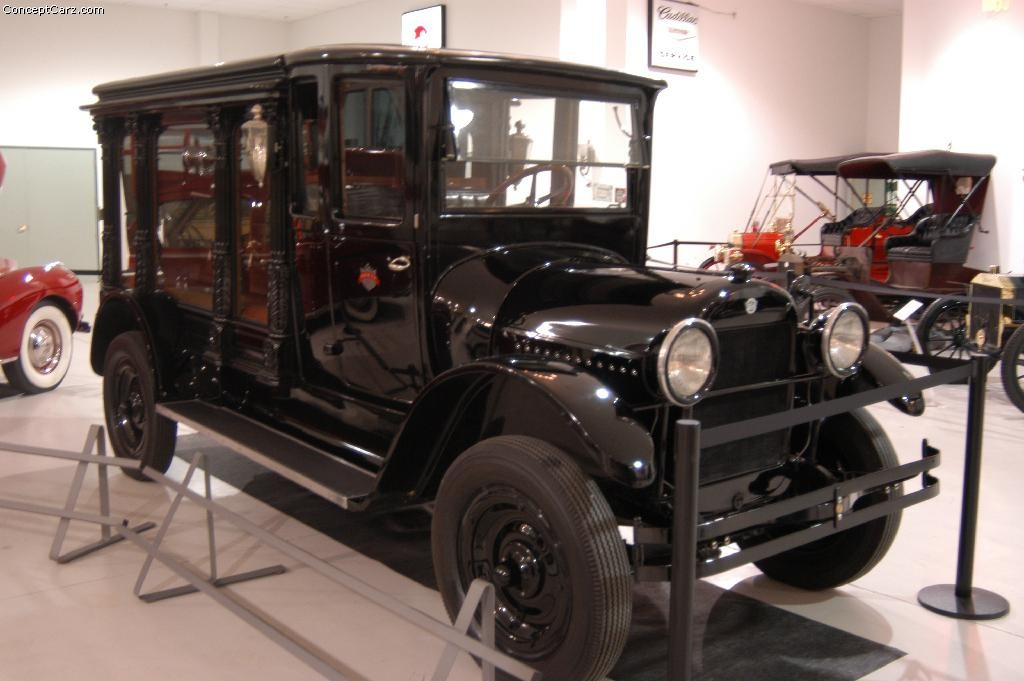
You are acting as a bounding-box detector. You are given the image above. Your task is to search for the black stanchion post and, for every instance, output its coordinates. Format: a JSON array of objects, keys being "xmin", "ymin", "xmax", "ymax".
[
  {"xmin": 667, "ymin": 419, "xmax": 700, "ymax": 681},
  {"xmin": 918, "ymin": 353, "xmax": 1009, "ymax": 619}
]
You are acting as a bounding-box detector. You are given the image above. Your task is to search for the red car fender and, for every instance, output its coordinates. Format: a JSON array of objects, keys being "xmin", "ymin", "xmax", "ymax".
[{"xmin": 0, "ymin": 264, "xmax": 83, "ymax": 361}]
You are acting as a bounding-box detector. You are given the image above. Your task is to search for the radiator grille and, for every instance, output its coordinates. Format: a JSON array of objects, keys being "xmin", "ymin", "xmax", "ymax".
[
  {"xmin": 712, "ymin": 322, "xmax": 792, "ymax": 389},
  {"xmin": 693, "ymin": 319, "xmax": 794, "ymax": 483}
]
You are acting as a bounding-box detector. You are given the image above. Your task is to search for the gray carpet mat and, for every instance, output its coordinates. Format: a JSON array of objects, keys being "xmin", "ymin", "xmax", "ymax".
[{"xmin": 176, "ymin": 438, "xmax": 905, "ymax": 680}]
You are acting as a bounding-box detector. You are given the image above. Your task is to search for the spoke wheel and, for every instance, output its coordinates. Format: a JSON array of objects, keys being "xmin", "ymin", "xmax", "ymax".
[
  {"xmin": 916, "ymin": 299, "xmax": 995, "ymax": 382},
  {"xmin": 432, "ymin": 436, "xmax": 630, "ymax": 681},
  {"xmin": 3, "ymin": 302, "xmax": 74, "ymax": 394},
  {"xmin": 1001, "ymin": 326, "xmax": 1024, "ymax": 413},
  {"xmin": 102, "ymin": 331, "xmax": 177, "ymax": 481}
]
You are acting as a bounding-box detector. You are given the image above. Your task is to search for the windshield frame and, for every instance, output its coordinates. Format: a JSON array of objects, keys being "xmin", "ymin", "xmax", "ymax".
[{"xmin": 439, "ymin": 74, "xmax": 647, "ymax": 216}]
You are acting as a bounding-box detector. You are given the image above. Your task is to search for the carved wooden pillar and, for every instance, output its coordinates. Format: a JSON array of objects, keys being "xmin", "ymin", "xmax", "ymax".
[
  {"xmin": 261, "ymin": 100, "xmax": 290, "ymax": 378},
  {"xmin": 207, "ymin": 107, "xmax": 239, "ymax": 366},
  {"xmin": 95, "ymin": 116, "xmax": 123, "ymax": 293},
  {"xmin": 132, "ymin": 114, "xmax": 160, "ymax": 295}
]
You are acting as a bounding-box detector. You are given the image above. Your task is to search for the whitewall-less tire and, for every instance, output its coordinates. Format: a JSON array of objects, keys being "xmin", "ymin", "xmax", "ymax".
[{"xmin": 3, "ymin": 303, "xmax": 73, "ymax": 393}]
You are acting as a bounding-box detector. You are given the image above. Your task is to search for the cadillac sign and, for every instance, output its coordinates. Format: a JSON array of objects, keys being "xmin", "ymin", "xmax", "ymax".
[{"xmin": 650, "ymin": 0, "xmax": 699, "ymax": 72}]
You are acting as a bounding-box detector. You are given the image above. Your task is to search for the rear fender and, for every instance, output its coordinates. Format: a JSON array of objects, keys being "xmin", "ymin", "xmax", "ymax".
[
  {"xmin": 376, "ymin": 357, "xmax": 656, "ymax": 502},
  {"xmin": 840, "ymin": 343, "xmax": 925, "ymax": 415},
  {"xmin": 90, "ymin": 292, "xmax": 172, "ymax": 394}
]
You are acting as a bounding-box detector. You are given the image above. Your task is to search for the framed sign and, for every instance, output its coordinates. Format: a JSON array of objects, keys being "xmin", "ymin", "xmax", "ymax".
[
  {"xmin": 649, "ymin": 0, "xmax": 699, "ymax": 72},
  {"xmin": 402, "ymin": 5, "xmax": 446, "ymax": 49}
]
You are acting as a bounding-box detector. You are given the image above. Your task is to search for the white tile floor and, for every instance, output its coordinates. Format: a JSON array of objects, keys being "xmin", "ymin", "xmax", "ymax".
[{"xmin": 1, "ymin": 276, "xmax": 1021, "ymax": 681}]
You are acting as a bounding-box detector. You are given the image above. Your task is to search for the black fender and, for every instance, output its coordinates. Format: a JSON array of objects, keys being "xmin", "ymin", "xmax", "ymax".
[
  {"xmin": 840, "ymin": 343, "xmax": 925, "ymax": 416},
  {"xmin": 375, "ymin": 356, "xmax": 656, "ymax": 502},
  {"xmin": 90, "ymin": 291, "xmax": 178, "ymax": 396}
]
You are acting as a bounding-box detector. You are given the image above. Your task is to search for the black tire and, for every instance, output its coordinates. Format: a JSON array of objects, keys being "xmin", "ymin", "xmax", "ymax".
[
  {"xmin": 3, "ymin": 302, "xmax": 74, "ymax": 394},
  {"xmin": 1001, "ymin": 326, "xmax": 1024, "ymax": 413},
  {"xmin": 754, "ymin": 408, "xmax": 902, "ymax": 590},
  {"xmin": 432, "ymin": 436, "xmax": 631, "ymax": 681},
  {"xmin": 102, "ymin": 331, "xmax": 177, "ymax": 481}
]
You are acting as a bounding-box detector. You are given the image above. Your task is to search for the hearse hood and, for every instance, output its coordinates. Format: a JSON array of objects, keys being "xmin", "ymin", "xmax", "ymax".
[{"xmin": 431, "ymin": 244, "xmax": 795, "ymax": 370}]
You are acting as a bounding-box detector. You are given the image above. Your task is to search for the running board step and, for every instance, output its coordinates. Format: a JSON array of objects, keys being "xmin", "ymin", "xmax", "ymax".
[{"xmin": 157, "ymin": 400, "xmax": 376, "ymax": 509}]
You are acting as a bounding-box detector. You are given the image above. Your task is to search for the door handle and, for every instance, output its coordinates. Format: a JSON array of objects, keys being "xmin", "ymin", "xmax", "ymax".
[
  {"xmin": 388, "ymin": 255, "xmax": 411, "ymax": 272},
  {"xmin": 17, "ymin": 224, "xmax": 28, "ymax": 233}
]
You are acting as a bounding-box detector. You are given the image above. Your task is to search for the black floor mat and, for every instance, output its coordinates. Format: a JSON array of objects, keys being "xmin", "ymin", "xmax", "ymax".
[{"xmin": 175, "ymin": 437, "xmax": 904, "ymax": 680}]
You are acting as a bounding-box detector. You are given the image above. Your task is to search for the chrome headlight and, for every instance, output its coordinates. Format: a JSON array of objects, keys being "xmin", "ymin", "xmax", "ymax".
[
  {"xmin": 820, "ymin": 302, "xmax": 868, "ymax": 377},
  {"xmin": 657, "ymin": 318, "xmax": 718, "ymax": 406}
]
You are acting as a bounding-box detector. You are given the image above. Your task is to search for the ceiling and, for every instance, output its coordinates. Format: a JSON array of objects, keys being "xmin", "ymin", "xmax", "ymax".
[
  {"xmin": 111, "ymin": 0, "xmax": 903, "ymax": 23},
  {"xmin": 794, "ymin": 0, "xmax": 902, "ymax": 18},
  {"xmin": 111, "ymin": 0, "xmax": 364, "ymax": 21}
]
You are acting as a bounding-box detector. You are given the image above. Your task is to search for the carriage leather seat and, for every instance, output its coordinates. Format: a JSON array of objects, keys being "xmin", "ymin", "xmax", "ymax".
[
  {"xmin": 885, "ymin": 213, "xmax": 977, "ymax": 264},
  {"xmin": 820, "ymin": 206, "xmax": 888, "ymax": 236}
]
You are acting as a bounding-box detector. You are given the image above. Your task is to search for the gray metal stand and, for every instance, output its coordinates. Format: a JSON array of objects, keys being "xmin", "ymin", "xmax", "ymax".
[
  {"xmin": 1, "ymin": 428, "xmax": 539, "ymax": 681},
  {"xmin": 131, "ymin": 451, "xmax": 286, "ymax": 603},
  {"xmin": 918, "ymin": 353, "xmax": 1010, "ymax": 620},
  {"xmin": 0, "ymin": 425, "xmax": 155, "ymax": 562}
]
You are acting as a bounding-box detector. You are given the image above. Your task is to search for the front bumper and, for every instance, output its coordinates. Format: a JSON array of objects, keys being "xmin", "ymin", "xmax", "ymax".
[{"xmin": 632, "ymin": 440, "xmax": 940, "ymax": 580}]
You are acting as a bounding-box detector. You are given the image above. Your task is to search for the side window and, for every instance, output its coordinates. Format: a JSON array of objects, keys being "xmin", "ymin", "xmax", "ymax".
[
  {"xmin": 236, "ymin": 104, "xmax": 273, "ymax": 324},
  {"xmin": 296, "ymin": 82, "xmax": 321, "ymax": 215},
  {"xmin": 120, "ymin": 131, "xmax": 137, "ymax": 280},
  {"xmin": 156, "ymin": 115, "xmax": 216, "ymax": 310},
  {"xmin": 339, "ymin": 80, "xmax": 405, "ymax": 221}
]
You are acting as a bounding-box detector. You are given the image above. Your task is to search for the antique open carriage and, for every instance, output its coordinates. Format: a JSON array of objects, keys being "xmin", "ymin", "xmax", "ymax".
[{"xmin": 699, "ymin": 152, "xmax": 914, "ymax": 277}]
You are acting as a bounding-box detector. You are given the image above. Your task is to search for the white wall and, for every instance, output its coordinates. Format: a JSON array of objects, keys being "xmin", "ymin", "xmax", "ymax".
[
  {"xmin": 0, "ymin": 6, "xmax": 288, "ymax": 149},
  {"xmin": 866, "ymin": 13, "xmax": 901, "ymax": 152},
  {"xmin": 900, "ymin": 0, "xmax": 1023, "ymax": 273},
  {"xmin": 289, "ymin": 0, "xmax": 561, "ymax": 58},
  {"xmin": 606, "ymin": 0, "xmax": 876, "ymax": 262}
]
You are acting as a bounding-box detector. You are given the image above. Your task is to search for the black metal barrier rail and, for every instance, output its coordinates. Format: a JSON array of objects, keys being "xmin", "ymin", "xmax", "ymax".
[{"xmin": 665, "ymin": 353, "xmax": 1009, "ymax": 681}]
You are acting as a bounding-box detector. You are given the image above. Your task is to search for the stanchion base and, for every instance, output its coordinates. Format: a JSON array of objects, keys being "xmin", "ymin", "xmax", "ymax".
[{"xmin": 918, "ymin": 584, "xmax": 1010, "ymax": 620}]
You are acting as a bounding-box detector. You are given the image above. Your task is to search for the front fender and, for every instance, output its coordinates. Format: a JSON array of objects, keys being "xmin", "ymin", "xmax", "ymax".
[
  {"xmin": 840, "ymin": 343, "xmax": 925, "ymax": 415},
  {"xmin": 376, "ymin": 357, "xmax": 656, "ymax": 502},
  {"xmin": 0, "ymin": 265, "xmax": 82, "ymax": 360}
]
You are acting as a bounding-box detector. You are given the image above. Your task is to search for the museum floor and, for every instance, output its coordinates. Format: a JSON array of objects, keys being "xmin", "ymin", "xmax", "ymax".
[{"xmin": 0, "ymin": 276, "xmax": 1021, "ymax": 681}]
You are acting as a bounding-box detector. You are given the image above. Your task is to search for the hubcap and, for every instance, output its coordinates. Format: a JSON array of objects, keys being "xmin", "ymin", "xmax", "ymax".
[
  {"xmin": 28, "ymin": 320, "xmax": 62, "ymax": 374},
  {"xmin": 111, "ymin": 361, "xmax": 146, "ymax": 454},
  {"xmin": 460, "ymin": 488, "xmax": 571, "ymax": 659}
]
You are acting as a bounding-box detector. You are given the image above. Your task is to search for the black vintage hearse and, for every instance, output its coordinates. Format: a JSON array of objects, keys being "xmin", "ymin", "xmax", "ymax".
[{"xmin": 86, "ymin": 46, "xmax": 936, "ymax": 681}]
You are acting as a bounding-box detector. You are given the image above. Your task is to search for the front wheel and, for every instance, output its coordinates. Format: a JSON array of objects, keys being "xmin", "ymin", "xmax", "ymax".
[
  {"xmin": 102, "ymin": 331, "xmax": 177, "ymax": 481},
  {"xmin": 917, "ymin": 298, "xmax": 970, "ymax": 380},
  {"xmin": 432, "ymin": 436, "xmax": 631, "ymax": 681},
  {"xmin": 1001, "ymin": 326, "xmax": 1024, "ymax": 413},
  {"xmin": 3, "ymin": 303, "xmax": 73, "ymax": 393},
  {"xmin": 753, "ymin": 408, "xmax": 902, "ymax": 590}
]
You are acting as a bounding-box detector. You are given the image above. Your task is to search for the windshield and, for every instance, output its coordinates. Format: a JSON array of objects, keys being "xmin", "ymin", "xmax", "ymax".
[{"xmin": 444, "ymin": 79, "xmax": 641, "ymax": 211}]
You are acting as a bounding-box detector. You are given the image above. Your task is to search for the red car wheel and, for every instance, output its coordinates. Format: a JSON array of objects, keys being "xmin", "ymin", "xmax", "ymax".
[{"xmin": 2, "ymin": 303, "xmax": 73, "ymax": 393}]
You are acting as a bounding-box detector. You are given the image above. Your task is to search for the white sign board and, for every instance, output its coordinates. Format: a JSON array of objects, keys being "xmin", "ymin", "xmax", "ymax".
[
  {"xmin": 402, "ymin": 5, "xmax": 446, "ymax": 49},
  {"xmin": 649, "ymin": 0, "xmax": 699, "ymax": 72}
]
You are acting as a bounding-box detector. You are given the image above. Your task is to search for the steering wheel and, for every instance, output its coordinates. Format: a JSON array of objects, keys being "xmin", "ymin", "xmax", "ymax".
[{"xmin": 485, "ymin": 163, "xmax": 574, "ymax": 207}]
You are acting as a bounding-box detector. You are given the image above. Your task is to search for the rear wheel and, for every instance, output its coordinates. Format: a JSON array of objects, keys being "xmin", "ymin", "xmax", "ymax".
[
  {"xmin": 432, "ymin": 436, "xmax": 631, "ymax": 681},
  {"xmin": 917, "ymin": 299, "xmax": 970, "ymax": 380},
  {"xmin": 1001, "ymin": 326, "xmax": 1024, "ymax": 413},
  {"xmin": 753, "ymin": 408, "xmax": 901, "ymax": 590},
  {"xmin": 3, "ymin": 303, "xmax": 73, "ymax": 393},
  {"xmin": 102, "ymin": 331, "xmax": 177, "ymax": 481}
]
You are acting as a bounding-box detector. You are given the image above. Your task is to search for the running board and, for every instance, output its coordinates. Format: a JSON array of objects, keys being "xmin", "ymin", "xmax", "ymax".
[{"xmin": 157, "ymin": 400, "xmax": 376, "ymax": 509}]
